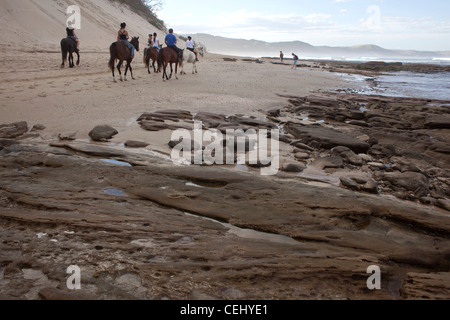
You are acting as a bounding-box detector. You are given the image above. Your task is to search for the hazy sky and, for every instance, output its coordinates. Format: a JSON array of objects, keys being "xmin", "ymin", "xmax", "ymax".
[{"xmin": 157, "ymin": 0, "xmax": 450, "ymax": 51}]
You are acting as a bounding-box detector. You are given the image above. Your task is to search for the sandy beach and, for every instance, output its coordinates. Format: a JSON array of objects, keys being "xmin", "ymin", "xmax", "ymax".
[{"xmin": 1, "ymin": 0, "xmax": 450, "ymax": 302}]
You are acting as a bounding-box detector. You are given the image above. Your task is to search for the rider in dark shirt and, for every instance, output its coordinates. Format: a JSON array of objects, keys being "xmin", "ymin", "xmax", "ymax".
[
  {"xmin": 118, "ymin": 22, "xmax": 135, "ymax": 58},
  {"xmin": 66, "ymin": 22, "xmax": 79, "ymax": 49}
]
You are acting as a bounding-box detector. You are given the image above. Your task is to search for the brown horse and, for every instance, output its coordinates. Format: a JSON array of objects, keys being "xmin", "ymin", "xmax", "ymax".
[
  {"xmin": 108, "ymin": 37, "xmax": 139, "ymax": 82},
  {"xmin": 60, "ymin": 38, "xmax": 80, "ymax": 68},
  {"xmin": 157, "ymin": 47, "xmax": 181, "ymax": 81},
  {"xmin": 143, "ymin": 46, "xmax": 159, "ymax": 74}
]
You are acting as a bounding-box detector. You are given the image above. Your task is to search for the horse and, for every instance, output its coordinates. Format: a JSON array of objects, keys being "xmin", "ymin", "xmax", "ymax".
[
  {"xmin": 180, "ymin": 50, "xmax": 197, "ymax": 75},
  {"xmin": 108, "ymin": 37, "xmax": 140, "ymax": 82},
  {"xmin": 143, "ymin": 46, "xmax": 159, "ymax": 74},
  {"xmin": 60, "ymin": 38, "xmax": 80, "ymax": 68},
  {"xmin": 157, "ymin": 47, "xmax": 180, "ymax": 81}
]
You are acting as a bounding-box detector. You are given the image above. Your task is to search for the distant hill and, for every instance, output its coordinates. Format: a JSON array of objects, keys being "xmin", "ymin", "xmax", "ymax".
[{"xmin": 188, "ymin": 33, "xmax": 450, "ymax": 61}]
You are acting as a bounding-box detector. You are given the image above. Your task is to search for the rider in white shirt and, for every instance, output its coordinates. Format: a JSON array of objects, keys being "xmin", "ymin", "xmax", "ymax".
[{"xmin": 186, "ymin": 36, "xmax": 199, "ymax": 61}]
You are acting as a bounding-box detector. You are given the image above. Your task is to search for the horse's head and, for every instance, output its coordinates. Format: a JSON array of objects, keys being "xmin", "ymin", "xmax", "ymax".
[
  {"xmin": 131, "ymin": 37, "xmax": 140, "ymax": 52},
  {"xmin": 197, "ymin": 45, "xmax": 205, "ymax": 57}
]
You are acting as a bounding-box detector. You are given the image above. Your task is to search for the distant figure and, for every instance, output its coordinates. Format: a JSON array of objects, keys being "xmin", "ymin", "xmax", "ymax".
[
  {"xmin": 117, "ymin": 22, "xmax": 135, "ymax": 59},
  {"xmin": 165, "ymin": 28, "xmax": 183, "ymax": 63},
  {"xmin": 280, "ymin": 51, "xmax": 284, "ymax": 63},
  {"xmin": 186, "ymin": 36, "xmax": 199, "ymax": 61},
  {"xmin": 153, "ymin": 32, "xmax": 161, "ymax": 51},
  {"xmin": 66, "ymin": 22, "xmax": 79, "ymax": 49},
  {"xmin": 292, "ymin": 53, "xmax": 299, "ymax": 69}
]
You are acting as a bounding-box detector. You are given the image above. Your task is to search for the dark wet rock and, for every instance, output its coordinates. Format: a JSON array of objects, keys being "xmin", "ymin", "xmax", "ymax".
[
  {"xmin": 347, "ymin": 120, "xmax": 370, "ymax": 127},
  {"xmin": 306, "ymin": 96, "xmax": 339, "ymax": 109},
  {"xmin": 31, "ymin": 124, "xmax": 46, "ymax": 132},
  {"xmin": 363, "ymin": 179, "xmax": 379, "ymax": 194},
  {"xmin": 286, "ymin": 123, "xmax": 370, "ymax": 153},
  {"xmin": 430, "ymin": 142, "xmax": 450, "ymax": 154},
  {"xmin": 436, "ymin": 199, "xmax": 450, "ymax": 212},
  {"xmin": 266, "ymin": 109, "xmax": 281, "ymax": 117},
  {"xmin": 369, "ymin": 144, "xmax": 397, "ymax": 158},
  {"xmin": 0, "ymin": 139, "xmax": 19, "ymax": 149},
  {"xmin": 310, "ymin": 157, "xmax": 344, "ymax": 170},
  {"xmin": 424, "ymin": 116, "xmax": 450, "ymax": 129},
  {"xmin": 125, "ymin": 141, "xmax": 150, "ymax": 148},
  {"xmin": 168, "ymin": 138, "xmax": 202, "ymax": 151},
  {"xmin": 420, "ymin": 197, "xmax": 437, "ymax": 206},
  {"xmin": 340, "ymin": 177, "xmax": 361, "ymax": 191},
  {"xmin": 58, "ymin": 132, "xmax": 77, "ymax": 141},
  {"xmin": 382, "ymin": 172, "xmax": 429, "ymax": 193},
  {"xmin": 331, "ymin": 146, "xmax": 364, "ymax": 166},
  {"xmin": 0, "ymin": 121, "xmax": 28, "ymax": 139},
  {"xmin": 139, "ymin": 121, "xmax": 170, "ymax": 132},
  {"xmin": 291, "ymin": 141, "xmax": 315, "ymax": 152},
  {"xmin": 38, "ymin": 287, "xmax": 100, "ymax": 300},
  {"xmin": 194, "ymin": 112, "xmax": 227, "ymax": 129},
  {"xmin": 294, "ymin": 152, "xmax": 310, "ymax": 161},
  {"xmin": 282, "ymin": 163, "xmax": 306, "ymax": 173},
  {"xmin": 138, "ymin": 110, "xmax": 193, "ymax": 122},
  {"xmin": 88, "ymin": 125, "xmax": 118, "ymax": 142}
]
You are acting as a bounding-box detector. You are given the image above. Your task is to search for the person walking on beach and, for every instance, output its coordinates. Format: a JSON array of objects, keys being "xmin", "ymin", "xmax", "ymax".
[
  {"xmin": 292, "ymin": 53, "xmax": 299, "ymax": 69},
  {"xmin": 117, "ymin": 22, "xmax": 135, "ymax": 59},
  {"xmin": 165, "ymin": 28, "xmax": 183, "ymax": 63},
  {"xmin": 280, "ymin": 51, "xmax": 284, "ymax": 63},
  {"xmin": 186, "ymin": 36, "xmax": 199, "ymax": 61}
]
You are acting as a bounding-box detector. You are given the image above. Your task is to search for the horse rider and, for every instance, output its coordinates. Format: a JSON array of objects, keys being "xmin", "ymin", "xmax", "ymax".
[
  {"xmin": 66, "ymin": 21, "xmax": 79, "ymax": 49},
  {"xmin": 186, "ymin": 36, "xmax": 199, "ymax": 61},
  {"xmin": 165, "ymin": 28, "xmax": 183, "ymax": 63},
  {"xmin": 117, "ymin": 22, "xmax": 135, "ymax": 59},
  {"xmin": 152, "ymin": 32, "xmax": 161, "ymax": 51}
]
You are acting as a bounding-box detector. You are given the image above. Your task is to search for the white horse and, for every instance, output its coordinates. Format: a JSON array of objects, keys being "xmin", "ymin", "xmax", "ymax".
[{"xmin": 180, "ymin": 50, "xmax": 198, "ymax": 75}]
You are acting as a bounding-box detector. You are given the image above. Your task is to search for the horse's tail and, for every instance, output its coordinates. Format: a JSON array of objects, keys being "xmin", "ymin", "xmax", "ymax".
[
  {"xmin": 61, "ymin": 39, "xmax": 68, "ymax": 64},
  {"xmin": 108, "ymin": 42, "xmax": 117, "ymax": 71},
  {"xmin": 143, "ymin": 47, "xmax": 148, "ymax": 66}
]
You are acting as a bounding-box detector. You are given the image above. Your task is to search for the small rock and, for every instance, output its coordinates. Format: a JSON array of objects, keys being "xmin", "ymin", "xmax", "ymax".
[
  {"xmin": 31, "ymin": 124, "xmax": 46, "ymax": 132},
  {"xmin": 125, "ymin": 141, "xmax": 150, "ymax": 148},
  {"xmin": 310, "ymin": 157, "xmax": 344, "ymax": 170},
  {"xmin": 282, "ymin": 163, "xmax": 306, "ymax": 173},
  {"xmin": 0, "ymin": 121, "xmax": 28, "ymax": 139},
  {"xmin": 340, "ymin": 177, "xmax": 361, "ymax": 191},
  {"xmin": 363, "ymin": 179, "xmax": 379, "ymax": 194},
  {"xmin": 436, "ymin": 199, "xmax": 450, "ymax": 212},
  {"xmin": 294, "ymin": 152, "xmax": 310, "ymax": 160},
  {"xmin": 58, "ymin": 132, "xmax": 77, "ymax": 141},
  {"xmin": 88, "ymin": 125, "xmax": 118, "ymax": 142}
]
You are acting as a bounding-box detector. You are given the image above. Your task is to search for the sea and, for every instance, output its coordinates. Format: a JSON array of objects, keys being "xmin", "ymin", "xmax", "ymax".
[
  {"xmin": 339, "ymin": 71, "xmax": 450, "ymax": 101},
  {"xmin": 322, "ymin": 58, "xmax": 450, "ymax": 101},
  {"xmin": 248, "ymin": 52, "xmax": 450, "ymax": 101}
]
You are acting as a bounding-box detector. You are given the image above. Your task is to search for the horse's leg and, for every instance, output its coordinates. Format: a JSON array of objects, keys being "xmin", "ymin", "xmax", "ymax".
[
  {"xmin": 69, "ymin": 52, "xmax": 74, "ymax": 68},
  {"xmin": 76, "ymin": 50, "xmax": 80, "ymax": 66},
  {"xmin": 117, "ymin": 60, "xmax": 123, "ymax": 81},
  {"xmin": 128, "ymin": 60, "xmax": 135, "ymax": 80},
  {"xmin": 175, "ymin": 62, "xmax": 178, "ymax": 80},
  {"xmin": 61, "ymin": 49, "xmax": 66, "ymax": 68},
  {"xmin": 124, "ymin": 61, "xmax": 128, "ymax": 81}
]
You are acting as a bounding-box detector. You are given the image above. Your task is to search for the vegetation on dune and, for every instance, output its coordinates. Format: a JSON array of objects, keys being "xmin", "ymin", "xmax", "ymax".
[{"xmin": 110, "ymin": 0, "xmax": 166, "ymax": 31}]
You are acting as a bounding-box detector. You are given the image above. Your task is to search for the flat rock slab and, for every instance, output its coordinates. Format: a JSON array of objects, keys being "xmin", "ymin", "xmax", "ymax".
[{"xmin": 286, "ymin": 123, "xmax": 370, "ymax": 153}]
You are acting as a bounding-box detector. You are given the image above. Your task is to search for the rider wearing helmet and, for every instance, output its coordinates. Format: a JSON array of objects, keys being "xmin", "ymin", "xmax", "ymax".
[{"xmin": 118, "ymin": 22, "xmax": 135, "ymax": 58}]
